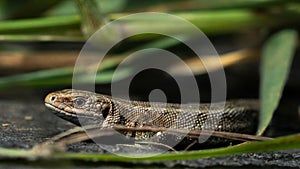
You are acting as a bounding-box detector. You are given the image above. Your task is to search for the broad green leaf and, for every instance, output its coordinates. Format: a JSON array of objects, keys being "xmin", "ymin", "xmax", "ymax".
[{"xmin": 257, "ymin": 29, "xmax": 298, "ymax": 135}]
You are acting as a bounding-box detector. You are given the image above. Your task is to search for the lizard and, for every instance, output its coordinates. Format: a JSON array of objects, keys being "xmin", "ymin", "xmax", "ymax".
[{"xmin": 44, "ymin": 89, "xmax": 259, "ymax": 149}]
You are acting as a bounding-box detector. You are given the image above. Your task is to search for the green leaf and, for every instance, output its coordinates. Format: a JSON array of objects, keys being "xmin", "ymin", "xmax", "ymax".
[
  {"xmin": 1, "ymin": 7, "xmax": 300, "ymax": 41},
  {"xmin": 257, "ymin": 29, "xmax": 298, "ymax": 135},
  {"xmin": 0, "ymin": 15, "xmax": 81, "ymax": 34},
  {"xmin": 58, "ymin": 134, "xmax": 300, "ymax": 162},
  {"xmin": 1, "ymin": 133, "xmax": 300, "ymax": 162}
]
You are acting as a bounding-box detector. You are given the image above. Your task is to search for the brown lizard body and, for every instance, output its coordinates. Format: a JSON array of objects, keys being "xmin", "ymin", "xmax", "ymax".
[{"xmin": 45, "ymin": 89, "xmax": 259, "ymax": 148}]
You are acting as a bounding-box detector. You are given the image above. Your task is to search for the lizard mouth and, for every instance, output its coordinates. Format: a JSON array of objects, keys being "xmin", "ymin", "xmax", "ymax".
[
  {"xmin": 45, "ymin": 103, "xmax": 81, "ymax": 125},
  {"xmin": 45, "ymin": 103, "xmax": 99, "ymax": 126}
]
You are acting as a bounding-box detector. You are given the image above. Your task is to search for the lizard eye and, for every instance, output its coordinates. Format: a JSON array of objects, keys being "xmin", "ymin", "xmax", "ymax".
[{"xmin": 73, "ymin": 97, "xmax": 86, "ymax": 107}]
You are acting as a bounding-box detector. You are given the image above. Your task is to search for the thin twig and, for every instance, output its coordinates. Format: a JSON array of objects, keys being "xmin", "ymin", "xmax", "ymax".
[
  {"xmin": 111, "ymin": 125, "xmax": 272, "ymax": 141},
  {"xmin": 184, "ymin": 140, "xmax": 198, "ymax": 151}
]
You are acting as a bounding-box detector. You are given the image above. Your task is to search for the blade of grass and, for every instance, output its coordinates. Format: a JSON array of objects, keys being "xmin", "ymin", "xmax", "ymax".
[
  {"xmin": 129, "ymin": 0, "xmax": 299, "ymax": 12},
  {"xmin": 257, "ymin": 29, "xmax": 298, "ymax": 135},
  {"xmin": 57, "ymin": 133, "xmax": 300, "ymax": 162},
  {"xmin": 168, "ymin": 48, "xmax": 260, "ymax": 75},
  {"xmin": 191, "ymin": 0, "xmax": 300, "ymax": 10},
  {"xmin": 0, "ymin": 67, "xmax": 74, "ymax": 88},
  {"xmin": 1, "ymin": 7, "xmax": 300, "ymax": 41},
  {"xmin": 0, "ymin": 15, "xmax": 81, "ymax": 34},
  {"xmin": 109, "ymin": 8, "xmax": 300, "ymax": 38},
  {"xmin": 0, "ymin": 34, "xmax": 84, "ymax": 42},
  {"xmin": 1, "ymin": 133, "xmax": 300, "ymax": 162},
  {"xmin": 76, "ymin": 0, "xmax": 104, "ymax": 38},
  {"xmin": 0, "ymin": 55, "xmax": 125, "ymax": 88},
  {"xmin": 0, "ymin": 35, "xmax": 186, "ymax": 88}
]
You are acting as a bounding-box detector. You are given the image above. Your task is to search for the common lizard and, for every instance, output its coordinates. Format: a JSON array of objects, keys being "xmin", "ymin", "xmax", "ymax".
[{"xmin": 44, "ymin": 89, "xmax": 259, "ymax": 148}]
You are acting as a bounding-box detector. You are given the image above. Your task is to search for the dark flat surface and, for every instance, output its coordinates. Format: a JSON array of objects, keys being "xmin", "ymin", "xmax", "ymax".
[{"xmin": 0, "ymin": 100, "xmax": 300, "ymax": 168}]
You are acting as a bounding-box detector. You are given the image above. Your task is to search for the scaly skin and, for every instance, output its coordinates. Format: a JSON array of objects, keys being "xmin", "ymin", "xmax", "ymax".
[{"xmin": 45, "ymin": 89, "xmax": 259, "ymax": 147}]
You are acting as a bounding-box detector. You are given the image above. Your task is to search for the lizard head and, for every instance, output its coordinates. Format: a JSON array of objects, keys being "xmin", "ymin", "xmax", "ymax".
[{"xmin": 45, "ymin": 89, "xmax": 113, "ymax": 126}]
